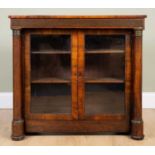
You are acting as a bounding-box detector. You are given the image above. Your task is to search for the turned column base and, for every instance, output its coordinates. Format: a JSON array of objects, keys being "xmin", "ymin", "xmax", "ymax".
[
  {"xmin": 12, "ymin": 119, "xmax": 25, "ymax": 141},
  {"xmin": 131, "ymin": 119, "xmax": 144, "ymax": 140},
  {"xmin": 11, "ymin": 135, "xmax": 25, "ymax": 141}
]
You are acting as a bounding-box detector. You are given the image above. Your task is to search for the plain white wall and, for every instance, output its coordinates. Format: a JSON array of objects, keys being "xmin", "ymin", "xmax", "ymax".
[{"xmin": 0, "ymin": 8, "xmax": 155, "ymax": 92}]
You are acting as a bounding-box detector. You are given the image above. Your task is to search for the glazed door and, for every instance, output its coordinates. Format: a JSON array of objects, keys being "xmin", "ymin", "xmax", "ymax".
[
  {"xmin": 24, "ymin": 30, "xmax": 78, "ymax": 120},
  {"xmin": 78, "ymin": 30, "xmax": 131, "ymax": 122}
]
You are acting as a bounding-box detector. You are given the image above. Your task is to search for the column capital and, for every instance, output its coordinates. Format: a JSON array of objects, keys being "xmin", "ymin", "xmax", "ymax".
[
  {"xmin": 13, "ymin": 29, "xmax": 21, "ymax": 36},
  {"xmin": 134, "ymin": 29, "xmax": 143, "ymax": 37}
]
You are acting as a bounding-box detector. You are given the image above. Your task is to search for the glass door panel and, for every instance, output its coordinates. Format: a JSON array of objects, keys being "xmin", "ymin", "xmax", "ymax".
[
  {"xmin": 85, "ymin": 54, "xmax": 124, "ymax": 82},
  {"xmin": 31, "ymin": 84, "xmax": 71, "ymax": 114},
  {"xmin": 84, "ymin": 34, "xmax": 125, "ymax": 115},
  {"xmin": 85, "ymin": 83, "xmax": 124, "ymax": 115},
  {"xmin": 30, "ymin": 34, "xmax": 72, "ymax": 114}
]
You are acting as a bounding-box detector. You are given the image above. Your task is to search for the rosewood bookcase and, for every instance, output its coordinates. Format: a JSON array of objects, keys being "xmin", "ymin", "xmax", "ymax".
[{"xmin": 9, "ymin": 15, "xmax": 146, "ymax": 140}]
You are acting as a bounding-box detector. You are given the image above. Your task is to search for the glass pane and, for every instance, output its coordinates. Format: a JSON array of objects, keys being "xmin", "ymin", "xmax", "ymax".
[
  {"xmin": 31, "ymin": 84, "xmax": 71, "ymax": 114},
  {"xmin": 85, "ymin": 84, "xmax": 125, "ymax": 115},
  {"xmin": 30, "ymin": 34, "xmax": 71, "ymax": 114},
  {"xmin": 31, "ymin": 54, "xmax": 71, "ymax": 82},
  {"xmin": 85, "ymin": 54, "xmax": 125, "ymax": 81},
  {"xmin": 31, "ymin": 35, "xmax": 70, "ymax": 53},
  {"xmin": 85, "ymin": 35, "xmax": 125, "ymax": 51},
  {"xmin": 85, "ymin": 35, "xmax": 125, "ymax": 115}
]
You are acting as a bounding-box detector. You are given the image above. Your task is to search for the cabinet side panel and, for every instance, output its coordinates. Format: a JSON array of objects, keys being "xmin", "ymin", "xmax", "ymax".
[{"xmin": 125, "ymin": 33, "xmax": 132, "ymax": 126}]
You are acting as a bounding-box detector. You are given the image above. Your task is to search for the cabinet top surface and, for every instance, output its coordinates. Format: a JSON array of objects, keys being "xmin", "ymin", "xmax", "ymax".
[{"xmin": 9, "ymin": 15, "xmax": 147, "ymax": 19}]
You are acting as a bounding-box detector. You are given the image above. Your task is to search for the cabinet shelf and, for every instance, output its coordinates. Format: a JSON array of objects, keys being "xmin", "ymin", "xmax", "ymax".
[
  {"xmin": 86, "ymin": 49, "xmax": 124, "ymax": 54},
  {"xmin": 31, "ymin": 50, "xmax": 70, "ymax": 54},
  {"xmin": 85, "ymin": 78, "xmax": 124, "ymax": 83},
  {"xmin": 31, "ymin": 77, "xmax": 124, "ymax": 84},
  {"xmin": 31, "ymin": 77, "xmax": 70, "ymax": 84}
]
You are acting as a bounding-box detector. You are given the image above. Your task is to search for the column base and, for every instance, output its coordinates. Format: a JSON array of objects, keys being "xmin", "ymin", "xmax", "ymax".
[
  {"xmin": 131, "ymin": 119, "xmax": 144, "ymax": 140},
  {"xmin": 12, "ymin": 119, "xmax": 24, "ymax": 141},
  {"xmin": 11, "ymin": 135, "xmax": 25, "ymax": 141},
  {"xmin": 131, "ymin": 135, "xmax": 144, "ymax": 140}
]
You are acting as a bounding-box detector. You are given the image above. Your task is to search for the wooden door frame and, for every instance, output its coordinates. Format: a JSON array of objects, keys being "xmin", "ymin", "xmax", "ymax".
[
  {"xmin": 24, "ymin": 29, "xmax": 78, "ymax": 120},
  {"xmin": 77, "ymin": 29, "xmax": 132, "ymax": 121}
]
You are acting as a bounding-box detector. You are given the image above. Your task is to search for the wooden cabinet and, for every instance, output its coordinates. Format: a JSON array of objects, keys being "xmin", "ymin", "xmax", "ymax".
[{"xmin": 9, "ymin": 15, "xmax": 146, "ymax": 140}]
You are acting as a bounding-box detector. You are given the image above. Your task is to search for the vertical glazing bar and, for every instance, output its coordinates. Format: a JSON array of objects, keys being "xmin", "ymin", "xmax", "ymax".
[
  {"xmin": 71, "ymin": 31, "xmax": 78, "ymax": 119},
  {"xmin": 78, "ymin": 31, "xmax": 85, "ymax": 119}
]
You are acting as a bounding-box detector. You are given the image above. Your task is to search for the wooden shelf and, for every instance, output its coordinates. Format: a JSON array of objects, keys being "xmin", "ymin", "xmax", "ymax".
[
  {"xmin": 31, "ymin": 77, "xmax": 70, "ymax": 84},
  {"xmin": 85, "ymin": 78, "xmax": 124, "ymax": 83},
  {"xmin": 31, "ymin": 49, "xmax": 124, "ymax": 55},
  {"xmin": 31, "ymin": 77, "xmax": 124, "ymax": 84},
  {"xmin": 31, "ymin": 50, "xmax": 70, "ymax": 54},
  {"xmin": 86, "ymin": 49, "xmax": 124, "ymax": 54}
]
